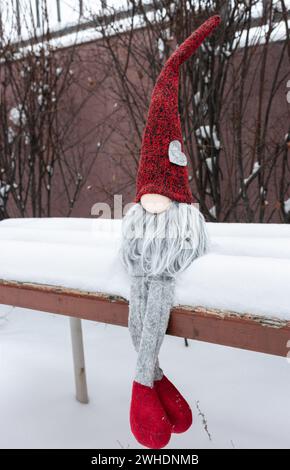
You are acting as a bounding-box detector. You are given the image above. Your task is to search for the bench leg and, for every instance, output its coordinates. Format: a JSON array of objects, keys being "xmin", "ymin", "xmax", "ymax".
[{"xmin": 69, "ymin": 317, "xmax": 89, "ymax": 404}]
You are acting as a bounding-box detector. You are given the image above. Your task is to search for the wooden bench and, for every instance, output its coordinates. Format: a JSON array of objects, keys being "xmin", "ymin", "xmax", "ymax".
[{"xmin": 1, "ymin": 278, "xmax": 290, "ymax": 405}]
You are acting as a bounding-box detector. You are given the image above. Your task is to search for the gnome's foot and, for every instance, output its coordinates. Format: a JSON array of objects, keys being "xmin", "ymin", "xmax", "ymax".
[
  {"xmin": 130, "ymin": 381, "xmax": 172, "ymax": 449},
  {"xmin": 154, "ymin": 375, "xmax": 192, "ymax": 434}
]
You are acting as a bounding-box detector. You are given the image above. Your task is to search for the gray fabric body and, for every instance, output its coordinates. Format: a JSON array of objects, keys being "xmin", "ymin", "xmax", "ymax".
[
  {"xmin": 129, "ymin": 262, "xmax": 175, "ymax": 387},
  {"xmin": 121, "ymin": 202, "xmax": 209, "ymax": 389}
]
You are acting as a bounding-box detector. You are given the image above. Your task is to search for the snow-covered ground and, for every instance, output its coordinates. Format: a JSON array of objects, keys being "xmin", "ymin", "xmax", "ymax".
[
  {"xmin": 1, "ymin": 217, "xmax": 290, "ymax": 448},
  {"xmin": 0, "ymin": 304, "xmax": 290, "ymax": 449}
]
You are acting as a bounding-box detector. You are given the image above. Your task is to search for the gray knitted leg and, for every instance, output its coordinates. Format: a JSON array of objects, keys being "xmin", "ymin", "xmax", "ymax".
[
  {"xmin": 134, "ymin": 276, "xmax": 175, "ymax": 388},
  {"xmin": 128, "ymin": 275, "xmax": 147, "ymax": 352},
  {"xmin": 129, "ymin": 274, "xmax": 163, "ymax": 381}
]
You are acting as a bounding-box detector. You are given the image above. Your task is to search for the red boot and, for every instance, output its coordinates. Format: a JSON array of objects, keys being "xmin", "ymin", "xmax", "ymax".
[
  {"xmin": 154, "ymin": 375, "xmax": 192, "ymax": 434},
  {"xmin": 130, "ymin": 381, "xmax": 172, "ymax": 448}
]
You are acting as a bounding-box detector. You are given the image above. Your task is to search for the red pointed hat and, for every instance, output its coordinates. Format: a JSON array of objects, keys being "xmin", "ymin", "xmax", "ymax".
[{"xmin": 135, "ymin": 15, "xmax": 221, "ymax": 204}]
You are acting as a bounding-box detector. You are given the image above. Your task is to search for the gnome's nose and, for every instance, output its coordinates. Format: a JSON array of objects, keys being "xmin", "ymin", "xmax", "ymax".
[{"xmin": 141, "ymin": 194, "xmax": 172, "ymax": 214}]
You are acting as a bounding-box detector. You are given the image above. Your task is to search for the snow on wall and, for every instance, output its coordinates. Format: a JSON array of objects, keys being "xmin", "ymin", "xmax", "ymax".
[
  {"xmin": 0, "ymin": 217, "xmax": 290, "ymax": 320},
  {"xmin": 2, "ymin": 1, "xmax": 290, "ymax": 60}
]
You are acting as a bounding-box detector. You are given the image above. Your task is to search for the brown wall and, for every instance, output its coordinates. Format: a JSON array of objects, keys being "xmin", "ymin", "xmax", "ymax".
[
  {"xmin": 59, "ymin": 36, "xmax": 289, "ymax": 222},
  {"xmin": 3, "ymin": 30, "xmax": 289, "ymax": 221}
]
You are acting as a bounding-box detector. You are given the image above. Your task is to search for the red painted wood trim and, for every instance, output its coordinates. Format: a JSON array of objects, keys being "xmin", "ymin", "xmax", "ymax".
[{"xmin": 0, "ymin": 279, "xmax": 289, "ymax": 358}]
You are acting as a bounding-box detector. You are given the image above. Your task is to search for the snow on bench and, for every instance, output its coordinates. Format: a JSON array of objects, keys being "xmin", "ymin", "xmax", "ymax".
[
  {"xmin": 0, "ymin": 217, "xmax": 289, "ymax": 319},
  {"xmin": 0, "ymin": 218, "xmax": 290, "ymax": 403}
]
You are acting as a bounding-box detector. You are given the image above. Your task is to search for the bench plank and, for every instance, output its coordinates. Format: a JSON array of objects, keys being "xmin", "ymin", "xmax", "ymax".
[{"xmin": 0, "ymin": 279, "xmax": 289, "ymax": 358}]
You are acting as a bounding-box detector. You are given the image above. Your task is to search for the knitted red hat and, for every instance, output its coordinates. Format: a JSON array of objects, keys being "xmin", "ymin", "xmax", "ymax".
[{"xmin": 135, "ymin": 15, "xmax": 221, "ymax": 204}]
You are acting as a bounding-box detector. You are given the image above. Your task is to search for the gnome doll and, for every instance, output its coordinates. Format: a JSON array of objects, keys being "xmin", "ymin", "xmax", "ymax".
[{"xmin": 121, "ymin": 15, "xmax": 221, "ymax": 449}]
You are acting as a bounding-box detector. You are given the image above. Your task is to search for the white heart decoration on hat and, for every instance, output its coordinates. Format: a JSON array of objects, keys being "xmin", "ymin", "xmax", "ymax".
[{"xmin": 168, "ymin": 140, "xmax": 187, "ymax": 166}]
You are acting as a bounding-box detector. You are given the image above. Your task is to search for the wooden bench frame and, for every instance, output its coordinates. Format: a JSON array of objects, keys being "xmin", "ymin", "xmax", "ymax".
[{"xmin": 1, "ymin": 279, "xmax": 290, "ymax": 404}]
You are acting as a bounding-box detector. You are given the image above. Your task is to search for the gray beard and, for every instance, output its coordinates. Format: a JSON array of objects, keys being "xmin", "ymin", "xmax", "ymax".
[{"xmin": 121, "ymin": 202, "xmax": 208, "ymax": 277}]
